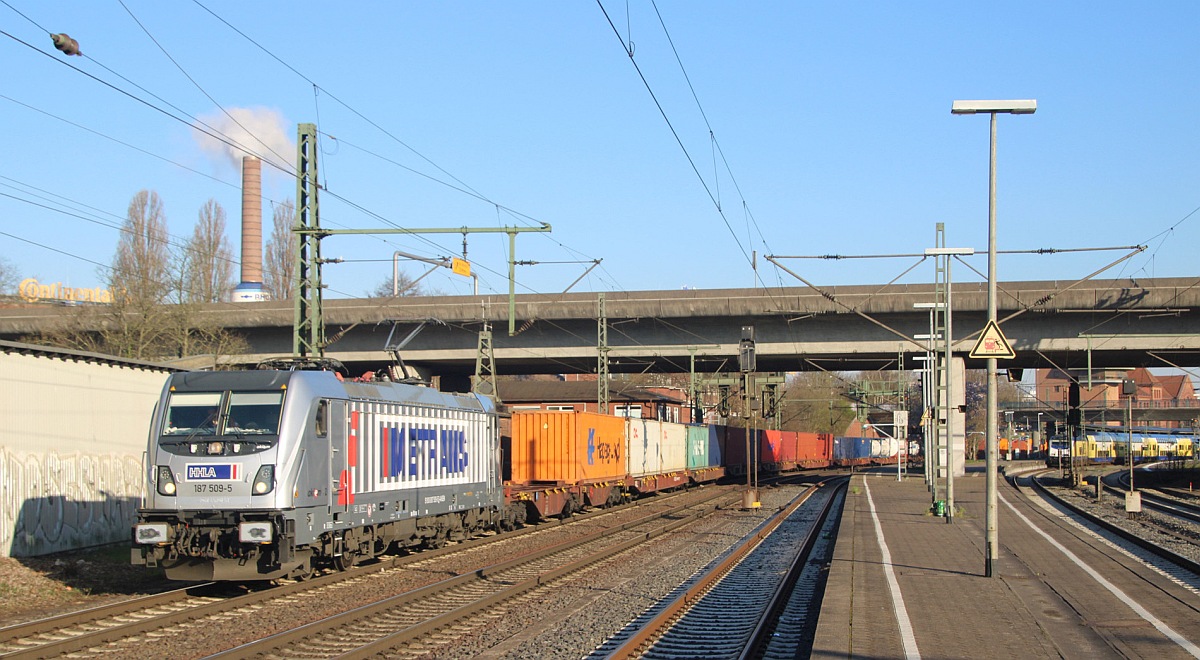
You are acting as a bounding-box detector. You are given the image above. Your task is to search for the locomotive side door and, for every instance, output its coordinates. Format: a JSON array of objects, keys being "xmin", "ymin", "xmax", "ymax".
[{"xmin": 329, "ymin": 400, "xmax": 350, "ymax": 515}]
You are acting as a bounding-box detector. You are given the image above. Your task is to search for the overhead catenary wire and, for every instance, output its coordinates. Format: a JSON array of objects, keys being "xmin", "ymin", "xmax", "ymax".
[
  {"xmin": 595, "ymin": 0, "xmax": 752, "ymax": 267},
  {"xmin": 191, "ymin": 0, "xmax": 614, "ymax": 291},
  {"xmin": 596, "ymin": 0, "xmax": 814, "ymax": 365},
  {"xmin": 0, "ymin": 28, "xmax": 294, "ymax": 178},
  {"xmin": 0, "ymin": 11, "xmax": 593, "ymax": 299},
  {"xmin": 0, "ymin": 229, "xmax": 109, "ymax": 270},
  {"xmin": 0, "ymin": 33, "xmax": 483, "ymax": 299},
  {"xmin": 0, "ymin": 188, "xmax": 251, "ymax": 303},
  {"xmin": 116, "ymin": 0, "xmax": 293, "ymax": 171},
  {"xmin": 649, "ymin": 1, "xmax": 775, "ymax": 259}
]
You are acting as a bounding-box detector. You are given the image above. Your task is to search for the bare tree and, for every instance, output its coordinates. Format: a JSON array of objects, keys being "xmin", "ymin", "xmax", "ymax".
[
  {"xmin": 0, "ymin": 255, "xmax": 18, "ymax": 298},
  {"xmin": 263, "ymin": 199, "xmax": 295, "ymax": 300},
  {"xmin": 113, "ymin": 190, "xmax": 172, "ymax": 303},
  {"xmin": 28, "ymin": 190, "xmax": 249, "ymax": 364},
  {"xmin": 184, "ymin": 199, "xmax": 235, "ymax": 303},
  {"xmin": 778, "ymin": 371, "xmax": 857, "ymax": 434},
  {"xmin": 369, "ymin": 271, "xmax": 426, "ymax": 298},
  {"xmin": 101, "ymin": 190, "xmax": 176, "ymax": 359}
]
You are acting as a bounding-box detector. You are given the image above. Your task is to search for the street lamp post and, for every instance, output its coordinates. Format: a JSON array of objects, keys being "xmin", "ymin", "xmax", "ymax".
[{"xmin": 952, "ymin": 98, "xmax": 1036, "ymax": 577}]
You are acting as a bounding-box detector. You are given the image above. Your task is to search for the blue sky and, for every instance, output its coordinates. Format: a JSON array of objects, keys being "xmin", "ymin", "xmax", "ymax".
[{"xmin": 2, "ymin": 2, "xmax": 1197, "ymax": 300}]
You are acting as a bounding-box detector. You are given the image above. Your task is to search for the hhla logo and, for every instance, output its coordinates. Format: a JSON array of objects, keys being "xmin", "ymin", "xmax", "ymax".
[{"xmin": 18, "ymin": 278, "xmax": 114, "ymax": 304}]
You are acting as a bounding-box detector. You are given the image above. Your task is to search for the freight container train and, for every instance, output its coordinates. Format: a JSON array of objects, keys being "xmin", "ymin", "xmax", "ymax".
[
  {"xmin": 132, "ymin": 367, "xmax": 903, "ymax": 581},
  {"xmin": 132, "ymin": 369, "xmax": 730, "ymax": 581},
  {"xmin": 718, "ymin": 426, "xmax": 901, "ymax": 475}
]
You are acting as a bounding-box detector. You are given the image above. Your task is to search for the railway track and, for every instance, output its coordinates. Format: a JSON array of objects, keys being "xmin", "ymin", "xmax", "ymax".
[
  {"xmin": 0, "ymin": 584, "xmax": 226, "ymax": 659},
  {"xmin": 1103, "ymin": 471, "xmax": 1200, "ymax": 525},
  {"xmin": 587, "ymin": 476, "xmax": 847, "ymax": 659},
  {"xmin": 1024, "ymin": 471, "xmax": 1200, "ymax": 578},
  {"xmin": 206, "ymin": 487, "xmax": 745, "ymax": 658},
  {"xmin": 0, "ymin": 485, "xmax": 733, "ymax": 659}
]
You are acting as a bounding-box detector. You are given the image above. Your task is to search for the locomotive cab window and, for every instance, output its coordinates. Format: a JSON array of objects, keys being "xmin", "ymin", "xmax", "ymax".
[
  {"xmin": 162, "ymin": 392, "xmax": 221, "ymax": 436},
  {"xmin": 315, "ymin": 399, "xmax": 328, "ymax": 437},
  {"xmin": 225, "ymin": 392, "xmax": 284, "ymax": 436}
]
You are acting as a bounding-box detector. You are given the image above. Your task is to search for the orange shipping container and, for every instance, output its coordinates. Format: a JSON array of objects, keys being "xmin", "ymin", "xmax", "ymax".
[{"xmin": 509, "ymin": 411, "xmax": 627, "ymax": 485}]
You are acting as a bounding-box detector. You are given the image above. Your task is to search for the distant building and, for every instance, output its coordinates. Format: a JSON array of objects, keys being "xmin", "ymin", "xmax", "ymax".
[
  {"xmin": 843, "ymin": 419, "xmax": 884, "ymax": 438},
  {"xmin": 496, "ymin": 379, "xmax": 691, "ymax": 423},
  {"xmin": 1035, "ymin": 368, "xmax": 1198, "ymax": 428}
]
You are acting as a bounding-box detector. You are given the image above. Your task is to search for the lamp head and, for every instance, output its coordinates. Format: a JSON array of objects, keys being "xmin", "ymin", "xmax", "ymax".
[{"xmin": 951, "ymin": 99, "xmax": 1037, "ymax": 115}]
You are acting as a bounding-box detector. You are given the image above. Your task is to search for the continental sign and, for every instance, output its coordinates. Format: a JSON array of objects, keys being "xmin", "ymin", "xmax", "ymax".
[{"xmin": 19, "ymin": 278, "xmax": 114, "ymax": 304}]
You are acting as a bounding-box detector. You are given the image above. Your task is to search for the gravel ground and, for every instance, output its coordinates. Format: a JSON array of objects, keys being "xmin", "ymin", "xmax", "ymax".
[
  {"xmin": 3, "ymin": 469, "xmax": 1192, "ymax": 657},
  {"xmin": 1038, "ymin": 466, "xmax": 1200, "ymax": 568},
  {"xmin": 0, "ymin": 544, "xmax": 176, "ymax": 629},
  {"xmin": 0, "ymin": 484, "xmax": 809, "ymax": 658}
]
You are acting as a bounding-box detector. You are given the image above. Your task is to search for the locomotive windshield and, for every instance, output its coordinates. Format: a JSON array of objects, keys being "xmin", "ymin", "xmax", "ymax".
[
  {"xmin": 161, "ymin": 391, "xmax": 284, "ymax": 438},
  {"xmin": 225, "ymin": 392, "xmax": 284, "ymax": 435},
  {"xmin": 163, "ymin": 392, "xmax": 221, "ymax": 436}
]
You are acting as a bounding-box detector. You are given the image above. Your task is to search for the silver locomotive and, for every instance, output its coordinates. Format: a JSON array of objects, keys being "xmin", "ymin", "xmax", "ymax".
[{"xmin": 132, "ymin": 368, "xmax": 507, "ymax": 580}]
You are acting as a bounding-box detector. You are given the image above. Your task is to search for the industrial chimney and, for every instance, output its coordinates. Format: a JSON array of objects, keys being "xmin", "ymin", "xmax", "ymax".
[{"xmin": 231, "ymin": 156, "xmax": 270, "ymax": 302}]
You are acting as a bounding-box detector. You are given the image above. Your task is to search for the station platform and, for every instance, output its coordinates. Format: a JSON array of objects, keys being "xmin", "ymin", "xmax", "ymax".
[{"xmin": 811, "ymin": 466, "xmax": 1200, "ymax": 659}]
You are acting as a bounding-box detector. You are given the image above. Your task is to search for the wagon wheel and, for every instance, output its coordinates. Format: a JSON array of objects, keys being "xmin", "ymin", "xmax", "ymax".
[
  {"xmin": 424, "ymin": 532, "xmax": 448, "ymax": 550},
  {"xmin": 333, "ymin": 549, "xmax": 358, "ymax": 571},
  {"xmin": 292, "ymin": 557, "xmax": 315, "ymax": 581}
]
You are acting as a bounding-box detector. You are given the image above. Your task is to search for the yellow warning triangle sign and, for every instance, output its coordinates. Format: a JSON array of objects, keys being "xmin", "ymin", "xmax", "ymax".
[{"xmin": 970, "ymin": 320, "xmax": 1015, "ymax": 359}]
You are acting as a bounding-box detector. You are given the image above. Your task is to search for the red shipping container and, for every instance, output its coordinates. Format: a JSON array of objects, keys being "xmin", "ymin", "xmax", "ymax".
[
  {"xmin": 797, "ymin": 432, "xmax": 833, "ymax": 468},
  {"xmin": 722, "ymin": 425, "xmax": 747, "ymax": 473},
  {"xmin": 724, "ymin": 426, "xmax": 770, "ymax": 474},
  {"xmin": 761, "ymin": 429, "xmax": 790, "ymax": 471}
]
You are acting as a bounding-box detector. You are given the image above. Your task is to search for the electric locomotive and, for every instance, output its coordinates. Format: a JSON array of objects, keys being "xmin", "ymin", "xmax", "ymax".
[{"xmin": 132, "ymin": 368, "xmax": 514, "ymax": 581}]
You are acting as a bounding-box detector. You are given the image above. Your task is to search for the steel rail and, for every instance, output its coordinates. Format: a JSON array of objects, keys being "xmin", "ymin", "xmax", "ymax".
[
  {"xmin": 208, "ymin": 489, "xmax": 740, "ymax": 658},
  {"xmin": 0, "ymin": 486, "xmax": 727, "ymax": 659},
  {"xmin": 602, "ymin": 478, "xmax": 843, "ymax": 659},
  {"xmin": 1028, "ymin": 474, "xmax": 1200, "ymax": 576},
  {"xmin": 740, "ymin": 477, "xmax": 847, "ymax": 660}
]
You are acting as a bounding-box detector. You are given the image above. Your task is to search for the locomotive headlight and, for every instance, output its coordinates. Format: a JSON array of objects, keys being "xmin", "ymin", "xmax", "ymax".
[
  {"xmin": 156, "ymin": 466, "xmax": 177, "ymax": 496},
  {"xmin": 252, "ymin": 465, "xmax": 275, "ymax": 495}
]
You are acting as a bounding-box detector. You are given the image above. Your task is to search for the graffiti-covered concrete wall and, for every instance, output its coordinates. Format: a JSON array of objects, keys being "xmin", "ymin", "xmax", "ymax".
[
  {"xmin": 1, "ymin": 450, "xmax": 143, "ymax": 555},
  {"xmin": 0, "ymin": 341, "xmax": 173, "ymax": 557}
]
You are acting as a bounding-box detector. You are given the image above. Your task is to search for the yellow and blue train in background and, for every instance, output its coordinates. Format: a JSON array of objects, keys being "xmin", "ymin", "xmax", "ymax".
[{"xmin": 1046, "ymin": 427, "xmax": 1195, "ymax": 466}]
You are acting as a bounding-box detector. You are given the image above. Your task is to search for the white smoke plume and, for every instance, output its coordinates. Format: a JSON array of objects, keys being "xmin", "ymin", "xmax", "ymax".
[{"xmin": 193, "ymin": 106, "xmax": 294, "ymax": 174}]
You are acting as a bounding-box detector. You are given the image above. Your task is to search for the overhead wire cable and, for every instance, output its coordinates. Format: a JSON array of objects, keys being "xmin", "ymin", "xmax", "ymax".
[
  {"xmin": 0, "ymin": 10, "xmax": 528, "ymax": 303},
  {"xmin": 604, "ymin": 0, "xmax": 806, "ymax": 382},
  {"xmin": 0, "ymin": 187, "xmax": 246, "ymax": 299},
  {"xmin": 649, "ymin": 0, "xmax": 775, "ymax": 259},
  {"xmin": 0, "ymin": 0, "xmax": 44, "ymax": 32},
  {"xmin": 0, "ymin": 93, "xmax": 239, "ymax": 192},
  {"xmin": 190, "ymin": 0, "xmax": 494, "ymax": 212},
  {"xmin": 0, "ymin": 4, "xmax": 296, "ymax": 177},
  {"xmin": 323, "ymin": 132, "xmax": 612, "ymax": 290},
  {"xmin": 322, "ymin": 135, "xmax": 544, "ymax": 226},
  {"xmin": 315, "ymin": 125, "xmax": 615, "ymax": 291},
  {"xmin": 116, "ymin": 0, "xmax": 293, "ymax": 170},
  {"xmin": 0, "ymin": 28, "xmax": 293, "ymax": 178},
  {"xmin": 595, "ymin": 0, "xmax": 751, "ymax": 266},
  {"xmin": 192, "ymin": 1, "xmax": 611, "ymax": 296},
  {"xmin": 0, "ymin": 229, "xmax": 110, "ymax": 270}
]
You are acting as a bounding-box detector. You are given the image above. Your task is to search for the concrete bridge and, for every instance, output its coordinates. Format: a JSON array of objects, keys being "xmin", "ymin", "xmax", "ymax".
[{"xmin": 1, "ymin": 277, "xmax": 1198, "ymax": 383}]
